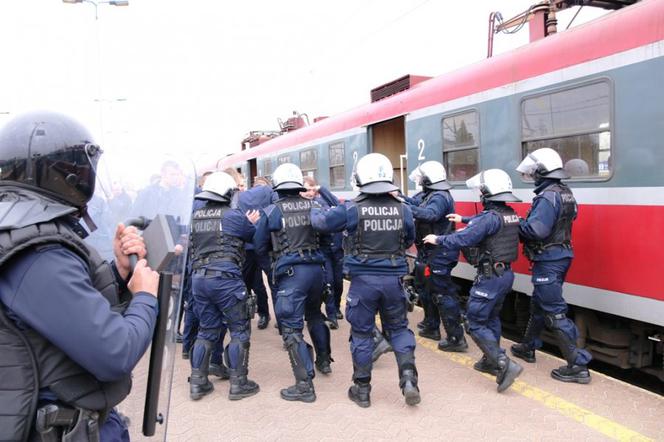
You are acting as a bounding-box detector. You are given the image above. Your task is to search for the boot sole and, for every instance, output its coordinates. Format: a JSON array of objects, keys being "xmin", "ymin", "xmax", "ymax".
[
  {"xmin": 280, "ymin": 391, "xmax": 316, "ymax": 403},
  {"xmin": 438, "ymin": 344, "xmax": 469, "ymax": 353},
  {"xmin": 497, "ymin": 362, "xmax": 523, "ymax": 393},
  {"xmin": 229, "ymin": 386, "xmax": 260, "ymax": 400},
  {"xmin": 190, "ymin": 388, "xmax": 214, "ymax": 401},
  {"xmin": 473, "ymin": 365, "xmax": 500, "ymax": 376},
  {"xmin": 404, "ymin": 387, "xmax": 421, "ymax": 406},
  {"xmin": 550, "ymin": 371, "xmax": 591, "ymax": 384}
]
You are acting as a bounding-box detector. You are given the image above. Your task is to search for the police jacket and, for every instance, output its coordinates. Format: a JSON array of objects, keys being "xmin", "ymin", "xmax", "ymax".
[
  {"xmin": 254, "ymin": 192, "xmax": 325, "ymax": 277},
  {"xmin": 311, "ymin": 192, "xmax": 415, "ymax": 277},
  {"xmin": 0, "ymin": 188, "xmax": 157, "ymax": 442},
  {"xmin": 408, "ymin": 189, "xmax": 459, "ymax": 267},
  {"xmin": 316, "ymin": 187, "xmax": 343, "ymax": 254},
  {"xmin": 238, "ymin": 185, "xmax": 274, "ymax": 251},
  {"xmin": 519, "ymin": 179, "xmax": 576, "ymax": 261},
  {"xmin": 190, "ymin": 200, "xmax": 255, "ymax": 273},
  {"xmin": 437, "ymin": 202, "xmax": 519, "ymax": 267}
]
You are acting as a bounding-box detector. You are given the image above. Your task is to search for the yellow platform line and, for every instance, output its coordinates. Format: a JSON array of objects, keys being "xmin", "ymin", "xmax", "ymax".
[{"xmin": 415, "ymin": 336, "xmax": 654, "ymax": 442}]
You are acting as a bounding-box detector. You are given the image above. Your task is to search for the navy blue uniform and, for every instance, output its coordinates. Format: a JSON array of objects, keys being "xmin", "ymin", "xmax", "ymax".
[
  {"xmin": 311, "ymin": 196, "xmax": 417, "ymax": 384},
  {"xmin": 0, "ymin": 245, "xmax": 157, "ymax": 440},
  {"xmin": 254, "ymin": 193, "xmax": 328, "ymax": 382},
  {"xmin": 238, "ymin": 185, "xmax": 275, "ymax": 321},
  {"xmin": 519, "ymin": 179, "xmax": 592, "ymax": 366},
  {"xmin": 406, "ymin": 190, "xmax": 464, "ymax": 343},
  {"xmin": 190, "ymin": 206, "xmax": 256, "ymax": 375},
  {"xmin": 436, "ymin": 210, "xmax": 513, "ymax": 354},
  {"xmin": 316, "ymin": 186, "xmax": 344, "ymax": 320}
]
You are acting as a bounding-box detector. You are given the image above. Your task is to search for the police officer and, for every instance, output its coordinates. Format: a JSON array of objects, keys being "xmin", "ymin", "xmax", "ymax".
[
  {"xmin": 253, "ymin": 163, "xmax": 331, "ymax": 403},
  {"xmin": 311, "ymin": 153, "xmax": 420, "ymax": 408},
  {"xmin": 512, "ymin": 148, "xmax": 592, "ymax": 384},
  {"xmin": 188, "ymin": 171, "xmax": 260, "ymax": 401},
  {"xmin": 238, "ymin": 176, "xmax": 276, "ymax": 330},
  {"xmin": 407, "ymin": 161, "xmax": 467, "ymax": 352},
  {"xmin": 0, "ymin": 111, "xmax": 160, "ymax": 441},
  {"xmin": 301, "ymin": 176, "xmax": 344, "ymax": 329},
  {"xmin": 423, "ymin": 169, "xmax": 523, "ymax": 393}
]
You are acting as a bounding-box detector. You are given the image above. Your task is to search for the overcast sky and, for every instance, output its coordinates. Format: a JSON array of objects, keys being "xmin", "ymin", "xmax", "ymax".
[{"xmin": 0, "ymin": 0, "xmax": 608, "ymax": 179}]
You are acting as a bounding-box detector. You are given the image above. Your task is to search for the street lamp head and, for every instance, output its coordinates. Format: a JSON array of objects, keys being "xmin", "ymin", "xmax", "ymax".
[
  {"xmin": 109, "ymin": 1, "xmax": 129, "ymax": 6},
  {"xmin": 62, "ymin": 0, "xmax": 84, "ymax": 3}
]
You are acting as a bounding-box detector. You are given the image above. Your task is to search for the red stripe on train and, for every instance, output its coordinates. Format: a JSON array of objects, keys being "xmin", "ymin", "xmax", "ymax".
[{"xmin": 454, "ymin": 201, "xmax": 664, "ymax": 302}]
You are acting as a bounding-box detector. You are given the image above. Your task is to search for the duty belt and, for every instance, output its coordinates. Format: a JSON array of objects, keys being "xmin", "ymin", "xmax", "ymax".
[
  {"xmin": 194, "ymin": 269, "xmax": 237, "ymax": 278},
  {"xmin": 478, "ymin": 261, "xmax": 511, "ymax": 278},
  {"xmin": 34, "ymin": 404, "xmax": 100, "ymax": 442}
]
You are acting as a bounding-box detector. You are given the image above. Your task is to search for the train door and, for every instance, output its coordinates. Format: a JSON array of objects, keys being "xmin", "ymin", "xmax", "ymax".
[
  {"xmin": 248, "ymin": 158, "xmax": 258, "ymax": 185},
  {"xmin": 369, "ymin": 116, "xmax": 406, "ymax": 192}
]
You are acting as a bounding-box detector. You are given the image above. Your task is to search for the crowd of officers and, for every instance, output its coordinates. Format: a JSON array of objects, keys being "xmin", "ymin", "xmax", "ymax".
[
  {"xmin": 0, "ymin": 110, "xmax": 592, "ymax": 441},
  {"xmin": 184, "ymin": 145, "xmax": 592, "ymax": 408}
]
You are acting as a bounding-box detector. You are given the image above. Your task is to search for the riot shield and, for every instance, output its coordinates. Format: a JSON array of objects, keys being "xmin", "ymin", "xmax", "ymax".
[{"xmin": 84, "ymin": 151, "xmax": 195, "ymax": 440}]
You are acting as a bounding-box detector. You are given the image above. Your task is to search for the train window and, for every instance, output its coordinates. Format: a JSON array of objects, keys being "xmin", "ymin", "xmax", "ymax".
[
  {"xmin": 329, "ymin": 142, "xmax": 345, "ymax": 189},
  {"xmin": 277, "ymin": 154, "xmax": 291, "ymax": 165},
  {"xmin": 521, "ymin": 81, "xmax": 611, "ymax": 179},
  {"xmin": 442, "ymin": 110, "xmax": 480, "ymax": 182},
  {"xmin": 263, "ymin": 158, "xmax": 274, "ymax": 180},
  {"xmin": 300, "ymin": 148, "xmax": 318, "ymax": 179}
]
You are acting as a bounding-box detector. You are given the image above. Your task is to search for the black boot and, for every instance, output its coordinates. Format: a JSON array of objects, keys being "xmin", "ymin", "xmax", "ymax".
[
  {"xmin": 371, "ymin": 327, "xmax": 393, "ymax": 362},
  {"xmin": 280, "ymin": 379, "xmax": 316, "ymax": 402},
  {"xmin": 315, "ymin": 353, "xmax": 333, "ymax": 375},
  {"xmin": 327, "ymin": 316, "xmax": 339, "ymax": 330},
  {"xmin": 348, "ymin": 381, "xmax": 371, "ymax": 408},
  {"xmin": 209, "ymin": 362, "xmax": 229, "ymax": 380},
  {"xmin": 510, "ymin": 343, "xmax": 536, "ymax": 363},
  {"xmin": 437, "ymin": 335, "xmax": 468, "ymax": 352},
  {"xmin": 473, "ymin": 355, "xmax": 500, "ymax": 376},
  {"xmin": 189, "ymin": 339, "xmax": 214, "ymax": 400},
  {"xmin": 281, "ymin": 333, "xmax": 316, "ymax": 402},
  {"xmin": 496, "ymin": 355, "xmax": 523, "ymax": 393},
  {"xmin": 418, "ymin": 327, "xmax": 441, "ymax": 341},
  {"xmin": 551, "ymin": 364, "xmax": 591, "ymax": 384},
  {"xmin": 227, "ymin": 341, "xmax": 260, "ymax": 400},
  {"xmin": 396, "ymin": 352, "xmax": 421, "ymax": 406}
]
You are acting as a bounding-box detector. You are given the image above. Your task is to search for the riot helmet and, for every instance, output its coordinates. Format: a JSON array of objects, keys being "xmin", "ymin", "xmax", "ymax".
[
  {"xmin": 409, "ymin": 160, "xmax": 452, "ymax": 190},
  {"xmin": 195, "ymin": 171, "xmax": 237, "ymax": 202},
  {"xmin": 272, "ymin": 163, "xmax": 305, "ymax": 191},
  {"xmin": 353, "ymin": 153, "xmax": 398, "ymax": 194},
  {"xmin": 516, "ymin": 147, "xmax": 569, "ymax": 182},
  {"xmin": 466, "ymin": 169, "xmax": 521, "ymax": 202},
  {"xmin": 0, "ymin": 111, "xmax": 101, "ymax": 209}
]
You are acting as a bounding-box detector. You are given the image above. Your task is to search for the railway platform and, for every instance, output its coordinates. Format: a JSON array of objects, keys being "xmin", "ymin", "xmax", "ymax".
[{"xmin": 162, "ymin": 289, "xmax": 663, "ymax": 441}]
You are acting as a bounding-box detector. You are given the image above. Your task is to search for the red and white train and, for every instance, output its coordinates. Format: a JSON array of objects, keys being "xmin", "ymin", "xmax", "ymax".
[{"xmin": 218, "ymin": 0, "xmax": 664, "ymax": 378}]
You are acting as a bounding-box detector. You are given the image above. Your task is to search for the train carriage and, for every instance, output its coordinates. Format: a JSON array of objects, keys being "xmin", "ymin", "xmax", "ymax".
[{"xmin": 218, "ymin": 0, "xmax": 664, "ymax": 378}]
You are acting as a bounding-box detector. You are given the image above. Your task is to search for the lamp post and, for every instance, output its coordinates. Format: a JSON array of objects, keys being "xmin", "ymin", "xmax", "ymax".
[{"xmin": 62, "ymin": 0, "xmax": 129, "ymax": 20}]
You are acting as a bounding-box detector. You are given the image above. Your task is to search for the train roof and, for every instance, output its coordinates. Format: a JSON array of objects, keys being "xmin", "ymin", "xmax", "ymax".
[{"xmin": 220, "ymin": 0, "xmax": 664, "ymax": 168}]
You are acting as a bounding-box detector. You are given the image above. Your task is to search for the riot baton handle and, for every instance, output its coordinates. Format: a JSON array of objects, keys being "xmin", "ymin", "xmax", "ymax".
[
  {"xmin": 124, "ymin": 217, "xmax": 150, "ymax": 270},
  {"xmin": 142, "ymin": 271, "xmax": 171, "ymax": 437}
]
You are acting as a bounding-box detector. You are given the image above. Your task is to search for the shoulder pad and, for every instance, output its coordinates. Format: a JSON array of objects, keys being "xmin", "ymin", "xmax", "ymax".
[
  {"xmin": 0, "ymin": 198, "xmax": 76, "ymax": 231},
  {"xmin": 263, "ymin": 204, "xmax": 278, "ymax": 217}
]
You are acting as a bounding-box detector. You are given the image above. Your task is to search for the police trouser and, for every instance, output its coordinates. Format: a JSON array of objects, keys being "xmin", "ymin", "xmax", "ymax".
[
  {"xmin": 524, "ymin": 259, "xmax": 592, "ymax": 366},
  {"xmin": 345, "ymin": 274, "xmax": 416, "ymax": 383},
  {"xmin": 466, "ymin": 270, "xmax": 514, "ymax": 364},
  {"xmin": 275, "ymin": 263, "xmax": 327, "ymax": 378},
  {"xmin": 323, "ymin": 248, "xmax": 344, "ymax": 317},
  {"xmin": 191, "ymin": 270, "xmax": 251, "ymax": 370},
  {"xmin": 242, "ymin": 249, "xmax": 270, "ymax": 317},
  {"xmin": 429, "ymin": 264, "xmax": 464, "ymax": 340},
  {"xmin": 182, "ymin": 291, "xmax": 226, "ymax": 365},
  {"xmin": 414, "ymin": 260, "xmax": 439, "ymax": 330}
]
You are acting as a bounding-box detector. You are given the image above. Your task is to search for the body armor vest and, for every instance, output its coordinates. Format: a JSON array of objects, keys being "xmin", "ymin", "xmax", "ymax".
[
  {"xmin": 345, "ymin": 194, "xmax": 405, "ymax": 260},
  {"xmin": 523, "ymin": 182, "xmax": 577, "ymax": 260},
  {"xmin": 0, "ymin": 196, "xmax": 132, "ymax": 441},
  {"xmin": 190, "ymin": 202, "xmax": 245, "ymax": 270},
  {"xmin": 271, "ymin": 196, "xmax": 319, "ymax": 258},
  {"xmin": 464, "ymin": 205, "xmax": 520, "ymax": 266}
]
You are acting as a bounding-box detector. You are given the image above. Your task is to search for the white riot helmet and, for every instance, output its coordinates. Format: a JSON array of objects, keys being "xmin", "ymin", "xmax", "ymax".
[
  {"xmin": 272, "ymin": 163, "xmax": 305, "ymax": 191},
  {"xmin": 195, "ymin": 171, "xmax": 237, "ymax": 202},
  {"xmin": 516, "ymin": 147, "xmax": 569, "ymax": 180},
  {"xmin": 466, "ymin": 169, "xmax": 521, "ymax": 202},
  {"xmin": 409, "ymin": 161, "xmax": 452, "ymax": 190},
  {"xmin": 353, "ymin": 153, "xmax": 399, "ymax": 194}
]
